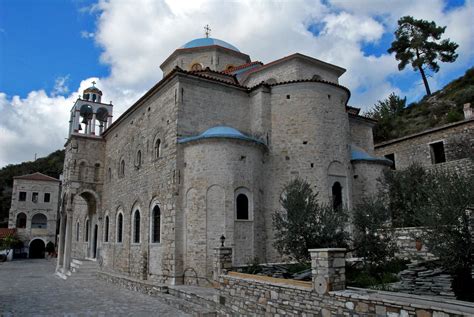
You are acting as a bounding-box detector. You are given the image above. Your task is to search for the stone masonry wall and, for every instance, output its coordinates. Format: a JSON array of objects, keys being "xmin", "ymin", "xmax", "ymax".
[
  {"xmin": 244, "ymin": 58, "xmax": 339, "ymax": 87},
  {"xmin": 217, "ymin": 273, "xmax": 474, "ymax": 316},
  {"xmin": 375, "ymin": 119, "xmax": 474, "ymax": 170},
  {"xmin": 99, "ymin": 77, "xmax": 179, "ymax": 283},
  {"xmin": 8, "ymin": 178, "xmax": 60, "ymax": 247}
]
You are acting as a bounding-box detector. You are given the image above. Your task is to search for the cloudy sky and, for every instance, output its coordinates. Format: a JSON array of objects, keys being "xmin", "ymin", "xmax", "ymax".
[{"xmin": 0, "ymin": 0, "xmax": 472, "ymax": 168}]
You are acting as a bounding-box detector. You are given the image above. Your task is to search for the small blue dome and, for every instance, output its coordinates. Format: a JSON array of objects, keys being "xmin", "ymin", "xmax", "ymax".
[
  {"xmin": 350, "ymin": 145, "xmax": 392, "ymax": 165},
  {"xmin": 178, "ymin": 126, "xmax": 265, "ymax": 145},
  {"xmin": 181, "ymin": 37, "xmax": 240, "ymax": 52}
]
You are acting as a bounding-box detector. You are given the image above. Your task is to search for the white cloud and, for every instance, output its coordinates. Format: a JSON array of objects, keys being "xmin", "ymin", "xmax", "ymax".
[
  {"xmin": 51, "ymin": 75, "xmax": 70, "ymax": 96},
  {"xmin": 0, "ymin": 0, "xmax": 472, "ymax": 167}
]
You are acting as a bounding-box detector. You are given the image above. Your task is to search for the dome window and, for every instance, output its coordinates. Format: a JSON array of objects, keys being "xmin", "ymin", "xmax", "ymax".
[{"xmin": 190, "ymin": 63, "xmax": 203, "ymax": 71}]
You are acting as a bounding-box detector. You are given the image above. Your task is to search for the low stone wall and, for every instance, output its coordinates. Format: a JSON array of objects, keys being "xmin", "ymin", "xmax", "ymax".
[
  {"xmin": 217, "ymin": 272, "xmax": 474, "ymax": 316},
  {"xmin": 393, "ymin": 227, "xmax": 436, "ymax": 261}
]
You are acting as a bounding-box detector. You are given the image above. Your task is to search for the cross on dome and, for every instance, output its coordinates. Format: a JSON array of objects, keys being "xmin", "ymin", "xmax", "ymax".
[
  {"xmin": 91, "ymin": 81, "xmax": 96, "ymax": 87},
  {"xmin": 204, "ymin": 24, "xmax": 211, "ymax": 38}
]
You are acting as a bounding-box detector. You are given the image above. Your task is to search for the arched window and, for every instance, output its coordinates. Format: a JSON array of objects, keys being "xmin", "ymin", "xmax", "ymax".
[
  {"xmin": 332, "ymin": 182, "xmax": 343, "ymax": 210},
  {"xmin": 92, "ymin": 94, "xmax": 97, "ymax": 102},
  {"xmin": 155, "ymin": 139, "xmax": 161, "ymax": 158},
  {"xmin": 94, "ymin": 163, "xmax": 100, "ymax": 181},
  {"xmin": 120, "ymin": 160, "xmax": 125, "ymax": 177},
  {"xmin": 236, "ymin": 194, "xmax": 249, "ymax": 220},
  {"xmin": 226, "ymin": 65, "xmax": 234, "ymax": 70},
  {"xmin": 31, "ymin": 213, "xmax": 47, "ymax": 229},
  {"xmin": 76, "ymin": 222, "xmax": 80, "ymax": 241},
  {"xmin": 104, "ymin": 216, "xmax": 109, "ymax": 242},
  {"xmin": 117, "ymin": 213, "xmax": 123, "ymax": 243},
  {"xmin": 16, "ymin": 213, "xmax": 27, "ymax": 228},
  {"xmin": 136, "ymin": 150, "xmax": 142, "ymax": 168},
  {"xmin": 190, "ymin": 63, "xmax": 202, "ymax": 71},
  {"xmin": 85, "ymin": 219, "xmax": 89, "ymax": 242},
  {"xmin": 312, "ymin": 74, "xmax": 322, "ymax": 80},
  {"xmin": 79, "ymin": 162, "xmax": 86, "ymax": 181},
  {"xmin": 151, "ymin": 205, "xmax": 161, "ymax": 243},
  {"xmin": 133, "ymin": 210, "xmax": 140, "ymax": 243}
]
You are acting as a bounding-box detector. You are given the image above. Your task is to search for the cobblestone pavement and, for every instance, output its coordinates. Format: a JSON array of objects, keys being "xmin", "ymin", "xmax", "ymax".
[{"xmin": 0, "ymin": 259, "xmax": 190, "ymax": 316}]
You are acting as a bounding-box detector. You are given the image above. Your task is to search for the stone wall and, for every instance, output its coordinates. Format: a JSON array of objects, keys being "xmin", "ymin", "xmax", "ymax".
[
  {"xmin": 375, "ymin": 119, "xmax": 474, "ymax": 170},
  {"xmin": 392, "ymin": 227, "xmax": 436, "ymax": 262}
]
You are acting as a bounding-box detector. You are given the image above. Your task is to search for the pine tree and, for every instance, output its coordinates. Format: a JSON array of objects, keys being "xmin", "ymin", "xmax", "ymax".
[{"xmin": 388, "ymin": 16, "xmax": 458, "ymax": 96}]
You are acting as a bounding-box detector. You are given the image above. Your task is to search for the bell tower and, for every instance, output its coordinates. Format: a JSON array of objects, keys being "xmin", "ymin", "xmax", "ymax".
[{"xmin": 68, "ymin": 82, "xmax": 113, "ymax": 137}]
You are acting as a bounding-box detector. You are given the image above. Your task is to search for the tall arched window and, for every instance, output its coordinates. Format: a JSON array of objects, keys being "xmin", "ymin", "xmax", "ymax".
[
  {"xmin": 76, "ymin": 222, "xmax": 80, "ymax": 241},
  {"xmin": 151, "ymin": 205, "xmax": 161, "ymax": 243},
  {"xmin": 85, "ymin": 219, "xmax": 89, "ymax": 242},
  {"xmin": 236, "ymin": 194, "xmax": 249, "ymax": 220},
  {"xmin": 120, "ymin": 160, "xmax": 125, "ymax": 177},
  {"xmin": 133, "ymin": 210, "xmax": 140, "ymax": 243},
  {"xmin": 117, "ymin": 213, "xmax": 123, "ymax": 243},
  {"xmin": 16, "ymin": 213, "xmax": 27, "ymax": 228},
  {"xmin": 104, "ymin": 216, "xmax": 109, "ymax": 242},
  {"xmin": 31, "ymin": 213, "xmax": 47, "ymax": 229},
  {"xmin": 94, "ymin": 163, "xmax": 100, "ymax": 181},
  {"xmin": 332, "ymin": 182, "xmax": 343, "ymax": 210},
  {"xmin": 155, "ymin": 139, "xmax": 161, "ymax": 158},
  {"xmin": 136, "ymin": 150, "xmax": 142, "ymax": 168}
]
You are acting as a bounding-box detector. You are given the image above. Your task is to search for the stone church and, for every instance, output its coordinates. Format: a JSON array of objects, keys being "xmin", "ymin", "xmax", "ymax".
[{"xmin": 56, "ymin": 36, "xmax": 391, "ymax": 285}]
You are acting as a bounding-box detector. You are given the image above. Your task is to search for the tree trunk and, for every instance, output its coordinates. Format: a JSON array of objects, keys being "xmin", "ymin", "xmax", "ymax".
[{"xmin": 418, "ymin": 66, "xmax": 431, "ymax": 96}]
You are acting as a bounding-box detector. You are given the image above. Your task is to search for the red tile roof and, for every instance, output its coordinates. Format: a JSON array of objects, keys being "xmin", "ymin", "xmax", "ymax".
[
  {"xmin": 0, "ymin": 228, "xmax": 16, "ymax": 239},
  {"xmin": 13, "ymin": 172, "xmax": 60, "ymax": 182},
  {"xmin": 223, "ymin": 61, "xmax": 263, "ymax": 74}
]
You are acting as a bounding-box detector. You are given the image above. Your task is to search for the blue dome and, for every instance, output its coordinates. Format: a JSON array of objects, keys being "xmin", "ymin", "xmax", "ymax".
[
  {"xmin": 350, "ymin": 145, "xmax": 392, "ymax": 165},
  {"xmin": 181, "ymin": 38, "xmax": 240, "ymax": 52},
  {"xmin": 178, "ymin": 126, "xmax": 265, "ymax": 145}
]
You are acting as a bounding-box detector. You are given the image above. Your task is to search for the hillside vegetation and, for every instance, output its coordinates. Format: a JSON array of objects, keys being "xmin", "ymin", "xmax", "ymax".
[
  {"xmin": 369, "ymin": 67, "xmax": 474, "ymax": 143},
  {"xmin": 0, "ymin": 150, "xmax": 64, "ymax": 226}
]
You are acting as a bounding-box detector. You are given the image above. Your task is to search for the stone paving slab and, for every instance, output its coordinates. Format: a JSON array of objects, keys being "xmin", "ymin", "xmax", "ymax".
[{"xmin": 0, "ymin": 259, "xmax": 190, "ymax": 316}]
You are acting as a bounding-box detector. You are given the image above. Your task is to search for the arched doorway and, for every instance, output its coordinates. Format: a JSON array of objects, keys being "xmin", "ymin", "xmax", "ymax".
[{"xmin": 29, "ymin": 239, "xmax": 45, "ymax": 258}]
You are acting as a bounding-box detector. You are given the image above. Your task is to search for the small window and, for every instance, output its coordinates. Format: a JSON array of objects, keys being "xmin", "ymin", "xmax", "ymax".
[
  {"xmin": 236, "ymin": 194, "xmax": 249, "ymax": 220},
  {"xmin": 312, "ymin": 74, "xmax": 322, "ymax": 80},
  {"xmin": 136, "ymin": 150, "xmax": 142, "ymax": 168},
  {"xmin": 32, "ymin": 192, "xmax": 38, "ymax": 203},
  {"xmin": 107, "ymin": 168, "xmax": 112, "ymax": 182},
  {"xmin": 226, "ymin": 65, "xmax": 234, "ymax": 70},
  {"xmin": 430, "ymin": 141, "xmax": 446, "ymax": 164},
  {"xmin": 104, "ymin": 216, "xmax": 109, "ymax": 242},
  {"xmin": 332, "ymin": 182, "xmax": 343, "ymax": 210},
  {"xmin": 133, "ymin": 210, "xmax": 140, "ymax": 243},
  {"xmin": 120, "ymin": 160, "xmax": 125, "ymax": 177},
  {"xmin": 16, "ymin": 213, "xmax": 27, "ymax": 228},
  {"xmin": 44, "ymin": 193, "xmax": 51, "ymax": 203},
  {"xmin": 76, "ymin": 222, "xmax": 80, "ymax": 242},
  {"xmin": 190, "ymin": 63, "xmax": 202, "ymax": 71},
  {"xmin": 152, "ymin": 205, "xmax": 161, "ymax": 243},
  {"xmin": 85, "ymin": 219, "xmax": 89, "ymax": 242},
  {"xmin": 19, "ymin": 192, "xmax": 27, "ymax": 201},
  {"xmin": 384, "ymin": 153, "xmax": 396, "ymax": 170},
  {"xmin": 155, "ymin": 139, "xmax": 161, "ymax": 158},
  {"xmin": 117, "ymin": 213, "xmax": 123, "ymax": 243}
]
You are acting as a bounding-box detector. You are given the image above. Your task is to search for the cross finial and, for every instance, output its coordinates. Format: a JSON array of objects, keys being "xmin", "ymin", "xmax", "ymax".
[
  {"xmin": 204, "ymin": 24, "xmax": 211, "ymax": 38},
  {"xmin": 91, "ymin": 81, "xmax": 96, "ymax": 87}
]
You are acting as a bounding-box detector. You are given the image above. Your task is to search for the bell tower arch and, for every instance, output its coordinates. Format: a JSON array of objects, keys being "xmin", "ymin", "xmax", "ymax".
[{"xmin": 68, "ymin": 82, "xmax": 114, "ymax": 137}]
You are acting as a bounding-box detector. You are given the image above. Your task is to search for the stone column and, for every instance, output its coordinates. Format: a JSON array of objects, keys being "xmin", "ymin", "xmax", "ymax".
[
  {"xmin": 56, "ymin": 213, "xmax": 66, "ymax": 271},
  {"xmin": 91, "ymin": 113, "xmax": 97, "ymax": 135},
  {"xmin": 213, "ymin": 247, "xmax": 232, "ymax": 282},
  {"xmin": 73, "ymin": 110, "xmax": 80, "ymax": 133},
  {"xmin": 309, "ymin": 248, "xmax": 346, "ymax": 295},
  {"xmin": 62, "ymin": 211, "xmax": 73, "ymax": 275},
  {"xmin": 107, "ymin": 115, "xmax": 112, "ymax": 128}
]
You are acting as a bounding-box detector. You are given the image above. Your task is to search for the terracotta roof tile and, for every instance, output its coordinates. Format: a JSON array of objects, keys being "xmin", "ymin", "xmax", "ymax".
[
  {"xmin": 0, "ymin": 228, "xmax": 16, "ymax": 239},
  {"xmin": 223, "ymin": 61, "xmax": 263, "ymax": 74},
  {"xmin": 14, "ymin": 172, "xmax": 60, "ymax": 182}
]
